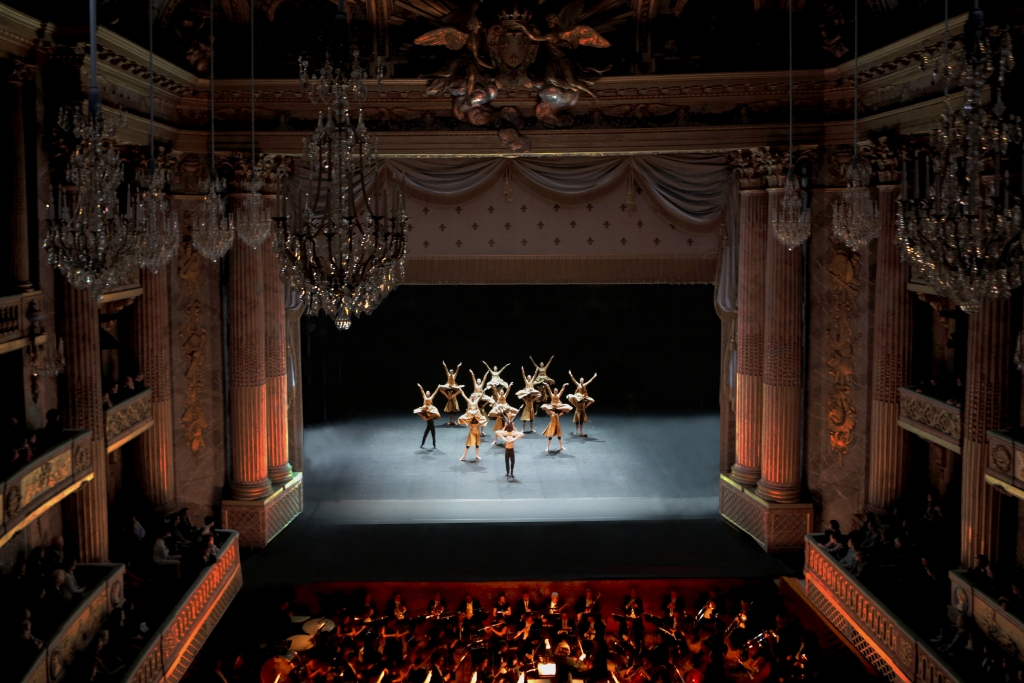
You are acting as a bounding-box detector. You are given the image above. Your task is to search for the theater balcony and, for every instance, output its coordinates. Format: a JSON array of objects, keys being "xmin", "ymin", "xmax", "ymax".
[
  {"xmin": 1, "ymin": 430, "xmax": 93, "ymax": 547},
  {"xmin": 984, "ymin": 429, "xmax": 1024, "ymax": 500},
  {"xmin": 0, "ymin": 290, "xmax": 45, "ymax": 355},
  {"xmin": 18, "ymin": 563, "xmax": 126, "ymax": 683},
  {"xmin": 803, "ymin": 535, "xmax": 964, "ymax": 683},
  {"xmin": 949, "ymin": 569, "xmax": 1024, "ymax": 663},
  {"xmin": 897, "ymin": 387, "xmax": 963, "ymax": 454},
  {"xmin": 121, "ymin": 530, "xmax": 242, "ymax": 683},
  {"xmin": 105, "ymin": 388, "xmax": 154, "ymax": 453}
]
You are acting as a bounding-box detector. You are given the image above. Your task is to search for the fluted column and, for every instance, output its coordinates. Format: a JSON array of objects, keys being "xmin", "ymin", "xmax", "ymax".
[
  {"xmin": 731, "ymin": 189, "xmax": 768, "ymax": 485},
  {"xmin": 867, "ymin": 187, "xmax": 912, "ymax": 512},
  {"xmin": 960, "ymin": 298, "xmax": 1013, "ymax": 565},
  {"xmin": 132, "ymin": 269, "xmax": 175, "ymax": 510},
  {"xmin": 264, "ymin": 241, "xmax": 291, "ymax": 484},
  {"xmin": 286, "ymin": 308, "xmax": 305, "ymax": 473},
  {"xmin": 8, "ymin": 62, "xmax": 33, "ymax": 291},
  {"xmin": 62, "ymin": 282, "xmax": 108, "ymax": 561},
  {"xmin": 757, "ymin": 189, "xmax": 803, "ymax": 504},
  {"xmin": 229, "ymin": 240, "xmax": 272, "ymax": 500}
]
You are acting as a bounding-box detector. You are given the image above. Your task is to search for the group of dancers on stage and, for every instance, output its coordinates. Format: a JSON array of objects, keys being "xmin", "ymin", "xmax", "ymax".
[{"xmin": 413, "ymin": 356, "xmax": 597, "ymax": 477}]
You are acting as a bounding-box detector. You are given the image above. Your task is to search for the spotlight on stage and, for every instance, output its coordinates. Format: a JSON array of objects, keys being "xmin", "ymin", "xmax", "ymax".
[{"xmin": 538, "ymin": 663, "xmax": 557, "ymax": 677}]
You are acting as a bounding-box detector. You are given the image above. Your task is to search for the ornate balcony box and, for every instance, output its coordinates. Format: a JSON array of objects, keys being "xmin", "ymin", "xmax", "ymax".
[
  {"xmin": 105, "ymin": 388, "xmax": 154, "ymax": 453},
  {"xmin": 804, "ymin": 535, "xmax": 964, "ymax": 683},
  {"xmin": 984, "ymin": 429, "xmax": 1024, "ymax": 501},
  {"xmin": 949, "ymin": 569, "xmax": 1024, "ymax": 664},
  {"xmin": 897, "ymin": 386, "xmax": 963, "ymax": 453},
  {"xmin": 19, "ymin": 563, "xmax": 126, "ymax": 683},
  {"xmin": 222, "ymin": 473, "xmax": 303, "ymax": 549},
  {"xmin": 0, "ymin": 290, "xmax": 46, "ymax": 355},
  {"xmin": 123, "ymin": 531, "xmax": 242, "ymax": 683},
  {"xmin": 1, "ymin": 430, "xmax": 93, "ymax": 547}
]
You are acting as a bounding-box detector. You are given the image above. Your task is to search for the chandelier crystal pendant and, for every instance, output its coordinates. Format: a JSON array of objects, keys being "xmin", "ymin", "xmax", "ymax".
[
  {"xmin": 44, "ymin": 0, "xmax": 142, "ymax": 297},
  {"xmin": 831, "ymin": 0, "xmax": 879, "ymax": 251},
  {"xmin": 896, "ymin": 3, "xmax": 1023, "ymax": 313},
  {"xmin": 275, "ymin": 14, "xmax": 408, "ymax": 330},
  {"xmin": 770, "ymin": 0, "xmax": 810, "ymax": 249},
  {"xmin": 192, "ymin": 0, "xmax": 236, "ymax": 261},
  {"xmin": 137, "ymin": 0, "xmax": 179, "ymax": 273},
  {"xmin": 232, "ymin": 0, "xmax": 272, "ymax": 249}
]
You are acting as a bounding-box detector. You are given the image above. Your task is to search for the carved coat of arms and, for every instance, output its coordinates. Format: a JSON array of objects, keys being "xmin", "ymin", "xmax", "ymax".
[{"xmin": 415, "ymin": 1, "xmax": 610, "ymax": 151}]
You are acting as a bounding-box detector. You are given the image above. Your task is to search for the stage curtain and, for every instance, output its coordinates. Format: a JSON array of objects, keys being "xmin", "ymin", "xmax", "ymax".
[
  {"xmin": 511, "ymin": 156, "xmax": 628, "ymax": 205},
  {"xmin": 387, "ymin": 158, "xmax": 507, "ymax": 206},
  {"xmin": 630, "ymin": 154, "xmax": 732, "ymax": 230}
]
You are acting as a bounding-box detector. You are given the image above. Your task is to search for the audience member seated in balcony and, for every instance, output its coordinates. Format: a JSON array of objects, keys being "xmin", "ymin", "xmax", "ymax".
[
  {"xmin": 63, "ymin": 559, "xmax": 86, "ymax": 597},
  {"xmin": 107, "ymin": 382, "xmax": 120, "ymax": 405},
  {"xmin": 14, "ymin": 618, "xmax": 44, "ymax": 668},
  {"xmin": 45, "ymin": 535, "xmax": 65, "ymax": 572},
  {"xmin": 199, "ymin": 515, "xmax": 215, "ymax": 538},
  {"xmin": 133, "ymin": 373, "xmax": 146, "ymax": 392},
  {"xmin": 837, "ymin": 539, "xmax": 860, "ymax": 570},
  {"xmin": 152, "ymin": 529, "xmax": 183, "ymax": 579}
]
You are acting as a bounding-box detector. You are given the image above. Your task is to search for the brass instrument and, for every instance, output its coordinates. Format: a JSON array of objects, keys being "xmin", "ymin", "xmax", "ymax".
[
  {"xmin": 724, "ymin": 612, "xmax": 748, "ymax": 639},
  {"xmin": 694, "ymin": 600, "xmax": 717, "ymax": 626}
]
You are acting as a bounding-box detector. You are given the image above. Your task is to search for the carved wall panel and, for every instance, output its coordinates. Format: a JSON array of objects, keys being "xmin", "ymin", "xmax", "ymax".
[{"xmin": 825, "ymin": 238, "xmax": 860, "ymax": 466}]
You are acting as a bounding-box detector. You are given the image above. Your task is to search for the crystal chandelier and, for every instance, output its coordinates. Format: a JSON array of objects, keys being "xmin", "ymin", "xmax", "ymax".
[
  {"xmin": 192, "ymin": 0, "xmax": 236, "ymax": 261},
  {"xmin": 136, "ymin": 1, "xmax": 179, "ymax": 273},
  {"xmin": 770, "ymin": 0, "xmax": 810, "ymax": 249},
  {"xmin": 831, "ymin": 0, "xmax": 879, "ymax": 251},
  {"xmin": 896, "ymin": 4, "xmax": 1023, "ymax": 312},
  {"xmin": 275, "ymin": 38, "xmax": 408, "ymax": 330},
  {"xmin": 773, "ymin": 176, "xmax": 810, "ymax": 249},
  {"xmin": 232, "ymin": 0, "xmax": 272, "ymax": 249},
  {"xmin": 832, "ymin": 162, "xmax": 879, "ymax": 251},
  {"xmin": 45, "ymin": 112, "xmax": 142, "ymax": 297}
]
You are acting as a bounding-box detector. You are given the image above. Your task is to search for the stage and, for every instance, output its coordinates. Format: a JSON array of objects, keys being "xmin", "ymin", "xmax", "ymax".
[
  {"xmin": 241, "ymin": 413, "xmax": 795, "ymax": 585},
  {"xmin": 300, "ymin": 413, "xmax": 720, "ymax": 523}
]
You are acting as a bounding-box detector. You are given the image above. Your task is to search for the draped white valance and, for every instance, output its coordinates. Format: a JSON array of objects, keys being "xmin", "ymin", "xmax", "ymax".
[{"xmin": 382, "ymin": 154, "xmax": 733, "ymax": 232}]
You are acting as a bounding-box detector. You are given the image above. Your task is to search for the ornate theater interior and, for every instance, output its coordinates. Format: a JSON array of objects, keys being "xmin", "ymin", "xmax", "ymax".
[{"xmin": 1, "ymin": 0, "xmax": 1023, "ymax": 681}]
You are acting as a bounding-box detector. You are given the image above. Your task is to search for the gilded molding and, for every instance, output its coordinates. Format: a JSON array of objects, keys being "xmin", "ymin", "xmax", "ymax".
[
  {"xmin": 104, "ymin": 389, "xmax": 153, "ymax": 444},
  {"xmin": 178, "ymin": 233, "xmax": 208, "ymax": 458},
  {"xmin": 898, "ymin": 387, "xmax": 963, "ymax": 447},
  {"xmin": 824, "ymin": 238, "xmax": 860, "ymax": 466}
]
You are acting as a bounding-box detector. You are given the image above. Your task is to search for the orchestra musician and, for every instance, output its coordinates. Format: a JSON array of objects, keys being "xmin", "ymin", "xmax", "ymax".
[
  {"xmin": 574, "ymin": 589, "xmax": 601, "ymax": 623},
  {"xmin": 390, "ymin": 593, "xmax": 409, "ymax": 621},
  {"xmin": 427, "ymin": 592, "xmax": 448, "ymax": 618},
  {"xmin": 513, "ymin": 592, "xmax": 534, "ymax": 623},
  {"xmin": 459, "ymin": 593, "xmax": 483, "ymax": 626},
  {"xmin": 492, "ymin": 594, "xmax": 513, "ymax": 621}
]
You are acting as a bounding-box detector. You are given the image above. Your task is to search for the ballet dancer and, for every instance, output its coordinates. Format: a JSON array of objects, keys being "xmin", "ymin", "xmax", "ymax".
[
  {"xmin": 414, "ymin": 384, "xmax": 442, "ymax": 448},
  {"xmin": 516, "ymin": 367, "xmax": 542, "ymax": 433},
  {"xmin": 540, "ymin": 383, "xmax": 573, "ymax": 453},
  {"xmin": 488, "ymin": 383, "xmax": 515, "ymax": 445},
  {"xmin": 483, "ymin": 361, "xmax": 511, "ymax": 391},
  {"xmin": 439, "ymin": 362, "xmax": 464, "ymax": 426},
  {"xmin": 497, "ymin": 419, "xmax": 525, "ymax": 478},
  {"xmin": 530, "ymin": 354, "xmax": 555, "ymax": 403},
  {"xmin": 458, "ymin": 390, "xmax": 489, "ymax": 462},
  {"xmin": 568, "ymin": 371, "xmax": 597, "ymax": 437}
]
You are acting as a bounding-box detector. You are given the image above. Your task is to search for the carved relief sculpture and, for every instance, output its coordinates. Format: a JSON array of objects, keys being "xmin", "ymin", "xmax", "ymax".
[
  {"xmin": 416, "ymin": 1, "xmax": 610, "ymax": 151},
  {"xmin": 178, "ymin": 231, "xmax": 209, "ymax": 458},
  {"xmin": 825, "ymin": 238, "xmax": 860, "ymax": 466}
]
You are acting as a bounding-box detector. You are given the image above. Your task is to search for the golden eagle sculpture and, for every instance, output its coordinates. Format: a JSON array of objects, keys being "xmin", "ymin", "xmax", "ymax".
[{"xmin": 414, "ymin": 0, "xmax": 610, "ymax": 152}]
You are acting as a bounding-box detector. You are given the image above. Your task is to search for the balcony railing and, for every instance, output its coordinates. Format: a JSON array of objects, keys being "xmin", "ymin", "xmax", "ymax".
[
  {"xmin": 949, "ymin": 569, "xmax": 1024, "ymax": 663},
  {"xmin": 898, "ymin": 386, "xmax": 963, "ymax": 453},
  {"xmin": 0, "ymin": 290, "xmax": 46, "ymax": 355},
  {"xmin": 0, "ymin": 430, "xmax": 93, "ymax": 547},
  {"xmin": 105, "ymin": 388, "xmax": 154, "ymax": 453},
  {"xmin": 984, "ymin": 428, "xmax": 1024, "ymax": 501},
  {"xmin": 803, "ymin": 535, "xmax": 964, "ymax": 683},
  {"xmin": 19, "ymin": 563, "xmax": 126, "ymax": 683},
  {"xmin": 122, "ymin": 530, "xmax": 242, "ymax": 683}
]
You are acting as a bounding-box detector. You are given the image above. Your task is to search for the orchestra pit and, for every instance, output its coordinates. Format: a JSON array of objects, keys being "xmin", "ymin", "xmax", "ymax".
[{"xmin": 0, "ymin": 1, "xmax": 1021, "ymax": 682}]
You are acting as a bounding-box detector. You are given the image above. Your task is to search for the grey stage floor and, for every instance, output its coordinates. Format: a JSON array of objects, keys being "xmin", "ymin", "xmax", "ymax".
[
  {"xmin": 300, "ymin": 413, "xmax": 721, "ymax": 523},
  {"xmin": 241, "ymin": 413, "xmax": 795, "ymax": 585}
]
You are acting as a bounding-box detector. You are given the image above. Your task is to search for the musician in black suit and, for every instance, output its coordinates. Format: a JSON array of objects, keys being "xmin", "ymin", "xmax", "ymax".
[
  {"xmin": 579, "ymin": 613, "xmax": 605, "ymax": 644},
  {"xmin": 574, "ymin": 589, "xmax": 601, "ymax": 623},
  {"xmin": 622, "ymin": 588, "xmax": 643, "ymax": 615},
  {"xmin": 553, "ymin": 608, "xmax": 575, "ymax": 637},
  {"xmin": 513, "ymin": 592, "xmax": 535, "ymax": 622},
  {"xmin": 361, "ymin": 593, "xmax": 378, "ymax": 622},
  {"xmin": 618, "ymin": 588, "xmax": 644, "ymax": 640},
  {"xmin": 427, "ymin": 592, "xmax": 447, "ymax": 618},
  {"xmin": 459, "ymin": 593, "xmax": 483, "ymax": 626},
  {"xmin": 390, "ymin": 592, "xmax": 408, "ymax": 620}
]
